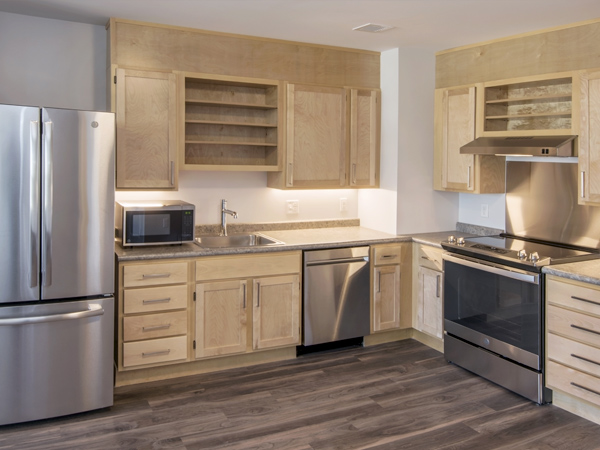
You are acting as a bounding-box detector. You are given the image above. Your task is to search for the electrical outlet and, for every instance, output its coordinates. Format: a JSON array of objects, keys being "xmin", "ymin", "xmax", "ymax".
[
  {"xmin": 339, "ymin": 198, "xmax": 348, "ymax": 212},
  {"xmin": 480, "ymin": 203, "xmax": 489, "ymax": 218},
  {"xmin": 286, "ymin": 200, "xmax": 299, "ymax": 215}
]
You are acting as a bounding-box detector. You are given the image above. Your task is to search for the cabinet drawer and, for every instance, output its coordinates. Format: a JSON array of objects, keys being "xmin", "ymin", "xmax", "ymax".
[
  {"xmin": 123, "ymin": 284, "xmax": 188, "ymax": 314},
  {"xmin": 547, "ymin": 360, "xmax": 600, "ymax": 407},
  {"xmin": 196, "ymin": 252, "xmax": 300, "ymax": 281},
  {"xmin": 123, "ymin": 261, "xmax": 188, "ymax": 288},
  {"xmin": 417, "ymin": 245, "xmax": 443, "ymax": 271},
  {"xmin": 123, "ymin": 310, "xmax": 187, "ymax": 341},
  {"xmin": 548, "ymin": 333, "xmax": 600, "ymax": 376},
  {"xmin": 547, "ymin": 278, "xmax": 600, "ymax": 317},
  {"xmin": 372, "ymin": 245, "xmax": 402, "ymax": 266},
  {"xmin": 123, "ymin": 335, "xmax": 187, "ymax": 368},
  {"xmin": 547, "ymin": 305, "xmax": 600, "ymax": 348}
]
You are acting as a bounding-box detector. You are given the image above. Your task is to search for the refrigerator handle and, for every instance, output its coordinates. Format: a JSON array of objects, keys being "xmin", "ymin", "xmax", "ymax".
[
  {"xmin": 30, "ymin": 120, "xmax": 40, "ymax": 288},
  {"xmin": 42, "ymin": 121, "xmax": 53, "ymax": 287},
  {"xmin": 0, "ymin": 304, "xmax": 104, "ymax": 326}
]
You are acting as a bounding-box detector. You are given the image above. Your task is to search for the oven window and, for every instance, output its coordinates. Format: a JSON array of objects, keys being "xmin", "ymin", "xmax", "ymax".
[{"xmin": 444, "ymin": 260, "xmax": 540, "ymax": 356}]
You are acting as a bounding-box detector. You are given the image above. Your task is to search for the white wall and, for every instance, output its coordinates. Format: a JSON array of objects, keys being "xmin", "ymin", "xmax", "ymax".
[
  {"xmin": 458, "ymin": 193, "xmax": 505, "ymax": 230},
  {"xmin": 0, "ymin": 12, "xmax": 106, "ymax": 111},
  {"xmin": 395, "ymin": 48, "xmax": 459, "ymax": 235},
  {"xmin": 358, "ymin": 49, "xmax": 399, "ymax": 235}
]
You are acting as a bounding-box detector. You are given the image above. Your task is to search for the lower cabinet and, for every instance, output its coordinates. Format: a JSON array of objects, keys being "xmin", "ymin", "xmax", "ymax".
[
  {"xmin": 371, "ymin": 244, "xmax": 403, "ymax": 332},
  {"xmin": 413, "ymin": 244, "xmax": 444, "ymax": 340},
  {"xmin": 195, "ymin": 251, "xmax": 302, "ymax": 359},
  {"xmin": 117, "ymin": 259, "xmax": 193, "ymax": 370},
  {"xmin": 546, "ymin": 276, "xmax": 600, "ymax": 417}
]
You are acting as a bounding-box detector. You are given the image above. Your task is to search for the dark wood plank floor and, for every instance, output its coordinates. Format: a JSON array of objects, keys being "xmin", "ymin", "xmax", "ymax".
[{"xmin": 2, "ymin": 339, "xmax": 600, "ymax": 449}]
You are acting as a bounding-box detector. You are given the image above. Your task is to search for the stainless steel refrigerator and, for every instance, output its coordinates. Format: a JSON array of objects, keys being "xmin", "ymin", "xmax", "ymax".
[{"xmin": 0, "ymin": 104, "xmax": 115, "ymax": 425}]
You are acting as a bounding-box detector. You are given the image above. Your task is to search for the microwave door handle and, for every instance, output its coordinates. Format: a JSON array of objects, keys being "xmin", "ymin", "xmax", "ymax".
[
  {"xmin": 443, "ymin": 253, "xmax": 539, "ymax": 285},
  {"xmin": 42, "ymin": 120, "xmax": 53, "ymax": 287}
]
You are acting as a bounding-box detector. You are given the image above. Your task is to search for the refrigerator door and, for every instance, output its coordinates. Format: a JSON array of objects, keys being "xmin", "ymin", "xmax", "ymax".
[
  {"xmin": 0, "ymin": 104, "xmax": 41, "ymax": 304},
  {"xmin": 41, "ymin": 108, "xmax": 115, "ymax": 300},
  {"xmin": 0, "ymin": 297, "xmax": 114, "ymax": 425}
]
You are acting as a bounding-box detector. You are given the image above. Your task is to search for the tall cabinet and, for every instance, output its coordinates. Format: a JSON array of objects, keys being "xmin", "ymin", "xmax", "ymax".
[{"xmin": 579, "ymin": 69, "xmax": 600, "ymax": 206}]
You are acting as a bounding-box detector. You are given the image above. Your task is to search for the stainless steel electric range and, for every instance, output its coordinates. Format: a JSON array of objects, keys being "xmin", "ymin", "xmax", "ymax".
[{"xmin": 441, "ymin": 161, "xmax": 600, "ymax": 404}]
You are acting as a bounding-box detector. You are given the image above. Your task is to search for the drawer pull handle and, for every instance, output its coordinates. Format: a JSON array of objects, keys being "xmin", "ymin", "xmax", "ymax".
[
  {"xmin": 571, "ymin": 353, "xmax": 600, "ymax": 367},
  {"xmin": 421, "ymin": 256, "xmax": 433, "ymax": 261},
  {"xmin": 571, "ymin": 382, "xmax": 600, "ymax": 397},
  {"xmin": 571, "ymin": 295, "xmax": 600, "ymax": 308},
  {"xmin": 142, "ymin": 324, "xmax": 171, "ymax": 332},
  {"xmin": 142, "ymin": 273, "xmax": 171, "ymax": 279},
  {"xmin": 571, "ymin": 324, "xmax": 600, "ymax": 337},
  {"xmin": 143, "ymin": 297, "xmax": 171, "ymax": 305},
  {"xmin": 142, "ymin": 349, "xmax": 171, "ymax": 357},
  {"xmin": 381, "ymin": 255, "xmax": 397, "ymax": 259}
]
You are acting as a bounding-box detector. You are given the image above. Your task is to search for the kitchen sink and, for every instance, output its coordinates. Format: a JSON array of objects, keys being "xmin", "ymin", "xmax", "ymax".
[{"xmin": 194, "ymin": 233, "xmax": 284, "ymax": 248}]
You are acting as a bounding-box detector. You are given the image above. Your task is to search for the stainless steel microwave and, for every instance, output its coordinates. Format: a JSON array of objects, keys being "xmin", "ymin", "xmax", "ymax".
[{"xmin": 115, "ymin": 200, "xmax": 195, "ymax": 247}]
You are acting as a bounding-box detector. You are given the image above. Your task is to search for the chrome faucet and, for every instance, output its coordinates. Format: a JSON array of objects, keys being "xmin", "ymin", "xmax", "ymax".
[{"xmin": 220, "ymin": 199, "xmax": 237, "ymax": 236}]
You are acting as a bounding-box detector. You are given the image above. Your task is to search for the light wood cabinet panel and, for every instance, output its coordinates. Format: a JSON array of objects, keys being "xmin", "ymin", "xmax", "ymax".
[
  {"xmin": 281, "ymin": 83, "xmax": 347, "ymax": 188},
  {"xmin": 417, "ymin": 266, "xmax": 443, "ymax": 339},
  {"xmin": 123, "ymin": 284, "xmax": 188, "ymax": 314},
  {"xmin": 195, "ymin": 280, "xmax": 248, "ymax": 358},
  {"xmin": 578, "ymin": 69, "xmax": 600, "ymax": 205},
  {"xmin": 548, "ymin": 333, "xmax": 600, "ymax": 377},
  {"xmin": 547, "ymin": 361, "xmax": 600, "ymax": 408},
  {"xmin": 115, "ymin": 67, "xmax": 177, "ymax": 190},
  {"xmin": 373, "ymin": 265, "xmax": 401, "ymax": 332},
  {"xmin": 123, "ymin": 310, "xmax": 188, "ymax": 342},
  {"xmin": 349, "ymin": 88, "xmax": 380, "ymax": 188},
  {"xmin": 548, "ymin": 305, "xmax": 600, "ymax": 348},
  {"xmin": 195, "ymin": 252, "xmax": 300, "ymax": 281},
  {"xmin": 123, "ymin": 261, "xmax": 188, "ymax": 288},
  {"xmin": 433, "ymin": 85, "xmax": 505, "ymax": 194},
  {"xmin": 123, "ymin": 336, "xmax": 187, "ymax": 368},
  {"xmin": 252, "ymin": 275, "xmax": 300, "ymax": 350},
  {"xmin": 372, "ymin": 245, "xmax": 402, "ymax": 266}
]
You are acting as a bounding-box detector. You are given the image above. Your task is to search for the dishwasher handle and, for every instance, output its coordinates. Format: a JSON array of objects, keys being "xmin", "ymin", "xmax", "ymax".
[{"xmin": 306, "ymin": 256, "xmax": 369, "ymax": 267}]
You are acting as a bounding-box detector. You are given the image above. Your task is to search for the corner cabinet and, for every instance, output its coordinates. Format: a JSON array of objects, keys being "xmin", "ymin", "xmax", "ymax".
[
  {"xmin": 114, "ymin": 68, "xmax": 178, "ymax": 190},
  {"xmin": 578, "ymin": 69, "xmax": 600, "ymax": 206},
  {"xmin": 433, "ymin": 85, "xmax": 505, "ymax": 194},
  {"xmin": 179, "ymin": 73, "xmax": 283, "ymax": 172},
  {"xmin": 268, "ymin": 84, "xmax": 380, "ymax": 189},
  {"xmin": 194, "ymin": 252, "xmax": 301, "ymax": 358}
]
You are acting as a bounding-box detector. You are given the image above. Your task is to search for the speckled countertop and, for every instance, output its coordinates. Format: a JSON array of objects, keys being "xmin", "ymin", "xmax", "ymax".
[{"xmin": 543, "ymin": 260, "xmax": 600, "ymax": 286}]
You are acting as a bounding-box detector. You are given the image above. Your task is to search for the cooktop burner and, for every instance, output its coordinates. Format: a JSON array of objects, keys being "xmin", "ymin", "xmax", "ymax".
[{"xmin": 441, "ymin": 234, "xmax": 600, "ymax": 270}]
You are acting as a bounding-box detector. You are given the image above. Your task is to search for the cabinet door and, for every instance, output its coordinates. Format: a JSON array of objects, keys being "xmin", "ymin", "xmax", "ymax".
[
  {"xmin": 435, "ymin": 86, "xmax": 476, "ymax": 192},
  {"xmin": 373, "ymin": 265, "xmax": 401, "ymax": 332},
  {"xmin": 579, "ymin": 69, "xmax": 600, "ymax": 205},
  {"xmin": 115, "ymin": 68, "xmax": 177, "ymax": 189},
  {"xmin": 286, "ymin": 84, "xmax": 346, "ymax": 188},
  {"xmin": 253, "ymin": 275, "xmax": 300, "ymax": 350},
  {"xmin": 195, "ymin": 280, "xmax": 247, "ymax": 358},
  {"xmin": 349, "ymin": 89, "xmax": 380, "ymax": 187},
  {"xmin": 417, "ymin": 266, "xmax": 443, "ymax": 339}
]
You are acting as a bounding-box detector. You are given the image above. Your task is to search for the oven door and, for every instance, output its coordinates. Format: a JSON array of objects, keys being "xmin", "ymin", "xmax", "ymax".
[
  {"xmin": 443, "ymin": 253, "xmax": 542, "ymax": 370},
  {"xmin": 124, "ymin": 209, "xmax": 183, "ymax": 245}
]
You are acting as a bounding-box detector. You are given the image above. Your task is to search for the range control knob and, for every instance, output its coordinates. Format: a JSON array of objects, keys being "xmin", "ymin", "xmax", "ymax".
[
  {"xmin": 457, "ymin": 237, "xmax": 466, "ymax": 245},
  {"xmin": 529, "ymin": 252, "xmax": 540, "ymax": 263},
  {"xmin": 517, "ymin": 249, "xmax": 527, "ymax": 260},
  {"xmin": 448, "ymin": 235, "xmax": 457, "ymax": 244}
]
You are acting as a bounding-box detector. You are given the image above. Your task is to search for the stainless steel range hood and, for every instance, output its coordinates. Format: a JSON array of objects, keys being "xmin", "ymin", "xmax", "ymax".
[{"xmin": 460, "ymin": 135, "xmax": 576, "ymax": 157}]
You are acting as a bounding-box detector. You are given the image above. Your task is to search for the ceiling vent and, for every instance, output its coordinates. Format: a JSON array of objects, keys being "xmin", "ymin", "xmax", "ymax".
[{"xmin": 352, "ymin": 23, "xmax": 395, "ymax": 33}]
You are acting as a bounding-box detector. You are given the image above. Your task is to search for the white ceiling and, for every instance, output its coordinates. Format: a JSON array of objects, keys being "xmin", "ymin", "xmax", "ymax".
[{"xmin": 2, "ymin": 0, "xmax": 600, "ymax": 52}]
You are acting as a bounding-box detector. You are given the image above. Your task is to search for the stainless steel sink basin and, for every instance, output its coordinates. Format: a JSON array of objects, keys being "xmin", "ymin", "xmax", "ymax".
[{"xmin": 194, "ymin": 233, "xmax": 284, "ymax": 248}]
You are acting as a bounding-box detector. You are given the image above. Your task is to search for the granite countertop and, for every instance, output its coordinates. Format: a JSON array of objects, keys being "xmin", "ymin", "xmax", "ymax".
[
  {"xmin": 115, "ymin": 225, "xmax": 409, "ymax": 262},
  {"xmin": 543, "ymin": 259, "xmax": 600, "ymax": 286}
]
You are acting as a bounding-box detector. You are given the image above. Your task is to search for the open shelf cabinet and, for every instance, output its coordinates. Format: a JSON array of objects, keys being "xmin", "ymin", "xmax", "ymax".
[
  {"xmin": 482, "ymin": 76, "xmax": 573, "ymax": 134},
  {"xmin": 179, "ymin": 74, "xmax": 283, "ymax": 171}
]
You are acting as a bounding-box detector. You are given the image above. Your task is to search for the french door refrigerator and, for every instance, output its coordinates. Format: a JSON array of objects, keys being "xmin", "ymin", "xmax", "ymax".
[{"xmin": 0, "ymin": 104, "xmax": 115, "ymax": 425}]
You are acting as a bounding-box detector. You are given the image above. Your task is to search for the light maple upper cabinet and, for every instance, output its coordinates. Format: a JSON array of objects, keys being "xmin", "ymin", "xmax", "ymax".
[
  {"xmin": 349, "ymin": 89, "xmax": 381, "ymax": 187},
  {"xmin": 267, "ymin": 84, "xmax": 380, "ymax": 189},
  {"xmin": 433, "ymin": 85, "xmax": 505, "ymax": 194},
  {"xmin": 578, "ymin": 69, "xmax": 600, "ymax": 206},
  {"xmin": 115, "ymin": 67, "xmax": 178, "ymax": 190}
]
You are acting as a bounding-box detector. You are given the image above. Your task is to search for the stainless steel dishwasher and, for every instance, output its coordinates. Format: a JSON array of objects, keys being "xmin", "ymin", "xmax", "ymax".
[{"xmin": 303, "ymin": 246, "xmax": 370, "ymax": 346}]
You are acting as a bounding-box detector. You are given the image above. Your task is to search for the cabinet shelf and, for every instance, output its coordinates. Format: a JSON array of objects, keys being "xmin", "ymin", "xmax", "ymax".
[
  {"xmin": 181, "ymin": 75, "xmax": 281, "ymax": 171},
  {"xmin": 483, "ymin": 77, "xmax": 573, "ymax": 133}
]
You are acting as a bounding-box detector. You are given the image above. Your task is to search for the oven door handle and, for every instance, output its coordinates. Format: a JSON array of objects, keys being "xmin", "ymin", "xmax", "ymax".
[{"xmin": 443, "ymin": 253, "xmax": 539, "ymax": 285}]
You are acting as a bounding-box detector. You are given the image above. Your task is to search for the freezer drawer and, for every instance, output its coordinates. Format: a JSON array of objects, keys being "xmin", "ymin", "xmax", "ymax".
[{"xmin": 0, "ymin": 297, "xmax": 114, "ymax": 425}]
